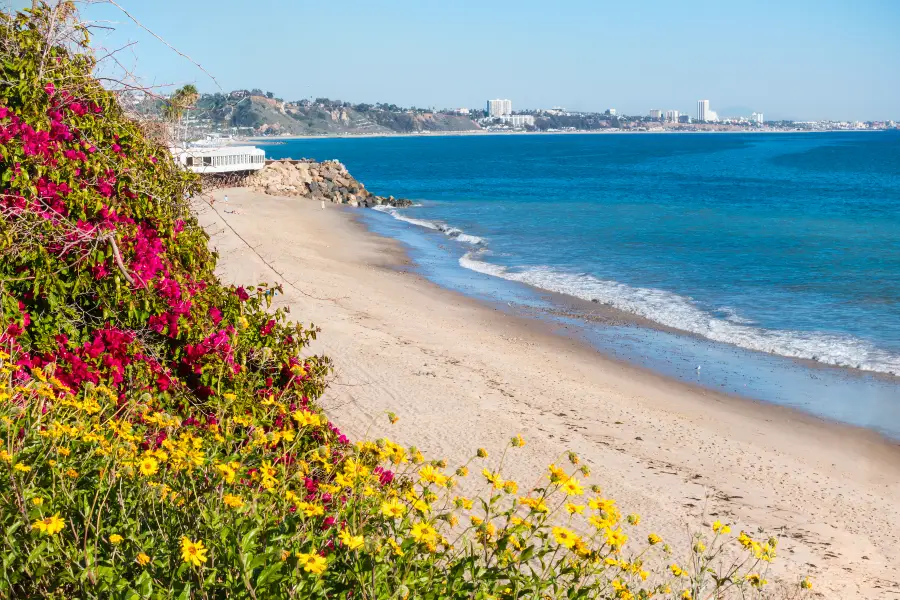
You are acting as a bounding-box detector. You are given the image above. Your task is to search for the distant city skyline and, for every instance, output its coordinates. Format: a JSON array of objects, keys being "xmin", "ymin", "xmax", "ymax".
[{"xmin": 7, "ymin": 0, "xmax": 900, "ymax": 121}]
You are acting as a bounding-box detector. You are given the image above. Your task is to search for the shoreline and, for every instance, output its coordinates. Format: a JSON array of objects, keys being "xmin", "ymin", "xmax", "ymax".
[
  {"xmin": 247, "ymin": 128, "xmax": 890, "ymax": 142},
  {"xmin": 199, "ymin": 188, "xmax": 900, "ymax": 597}
]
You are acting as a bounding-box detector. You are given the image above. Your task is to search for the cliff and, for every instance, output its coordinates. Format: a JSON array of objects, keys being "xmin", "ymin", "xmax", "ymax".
[{"xmin": 196, "ymin": 94, "xmax": 482, "ymax": 136}]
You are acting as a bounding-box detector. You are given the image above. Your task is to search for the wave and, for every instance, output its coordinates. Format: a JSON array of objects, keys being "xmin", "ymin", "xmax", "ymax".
[
  {"xmin": 372, "ymin": 205, "xmax": 484, "ymax": 245},
  {"xmin": 459, "ymin": 252, "xmax": 900, "ymax": 376}
]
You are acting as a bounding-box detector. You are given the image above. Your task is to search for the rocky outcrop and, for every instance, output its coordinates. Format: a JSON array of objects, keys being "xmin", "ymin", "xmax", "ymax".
[{"xmin": 244, "ymin": 159, "xmax": 413, "ymax": 208}]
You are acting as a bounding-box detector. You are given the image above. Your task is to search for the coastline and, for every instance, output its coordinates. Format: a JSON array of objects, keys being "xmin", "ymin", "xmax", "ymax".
[
  {"xmin": 199, "ymin": 188, "xmax": 900, "ymax": 598},
  {"xmin": 247, "ymin": 128, "xmax": 889, "ymax": 143}
]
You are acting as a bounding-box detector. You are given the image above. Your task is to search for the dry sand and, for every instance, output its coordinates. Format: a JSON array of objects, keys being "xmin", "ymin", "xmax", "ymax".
[{"xmin": 198, "ymin": 188, "xmax": 900, "ymax": 598}]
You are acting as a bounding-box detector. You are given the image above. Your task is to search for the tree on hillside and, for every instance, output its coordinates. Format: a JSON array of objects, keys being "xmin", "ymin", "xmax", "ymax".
[{"xmin": 165, "ymin": 84, "xmax": 199, "ymax": 143}]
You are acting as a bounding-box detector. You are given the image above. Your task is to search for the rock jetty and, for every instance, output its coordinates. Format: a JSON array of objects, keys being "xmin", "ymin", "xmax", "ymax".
[{"xmin": 245, "ymin": 159, "xmax": 413, "ymax": 208}]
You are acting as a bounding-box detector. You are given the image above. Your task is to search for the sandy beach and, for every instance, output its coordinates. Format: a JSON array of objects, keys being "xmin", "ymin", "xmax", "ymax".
[{"xmin": 198, "ymin": 188, "xmax": 900, "ymax": 598}]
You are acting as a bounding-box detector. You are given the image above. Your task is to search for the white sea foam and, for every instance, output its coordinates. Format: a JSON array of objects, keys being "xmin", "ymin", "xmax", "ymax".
[
  {"xmin": 372, "ymin": 205, "xmax": 484, "ymax": 245},
  {"xmin": 459, "ymin": 252, "xmax": 900, "ymax": 376}
]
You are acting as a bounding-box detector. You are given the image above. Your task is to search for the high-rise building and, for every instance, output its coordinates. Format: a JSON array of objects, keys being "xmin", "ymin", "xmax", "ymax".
[
  {"xmin": 697, "ymin": 99, "xmax": 710, "ymax": 122},
  {"xmin": 665, "ymin": 110, "xmax": 680, "ymax": 122},
  {"xmin": 649, "ymin": 109, "xmax": 663, "ymax": 119},
  {"xmin": 487, "ymin": 99, "xmax": 512, "ymax": 117},
  {"xmin": 751, "ymin": 112, "xmax": 764, "ymax": 125}
]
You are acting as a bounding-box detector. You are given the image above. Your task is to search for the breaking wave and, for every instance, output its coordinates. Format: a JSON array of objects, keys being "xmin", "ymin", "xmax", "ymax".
[
  {"xmin": 372, "ymin": 205, "xmax": 484, "ymax": 245},
  {"xmin": 459, "ymin": 251, "xmax": 900, "ymax": 376}
]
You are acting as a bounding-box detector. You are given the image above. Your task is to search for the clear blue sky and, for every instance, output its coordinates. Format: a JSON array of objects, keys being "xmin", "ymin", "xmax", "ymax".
[{"xmin": 10, "ymin": 0, "xmax": 900, "ymax": 120}]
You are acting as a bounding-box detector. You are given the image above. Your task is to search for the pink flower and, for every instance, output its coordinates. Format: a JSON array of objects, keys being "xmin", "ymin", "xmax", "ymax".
[
  {"xmin": 43, "ymin": 82, "xmax": 55, "ymax": 96},
  {"xmin": 235, "ymin": 287, "xmax": 250, "ymax": 301}
]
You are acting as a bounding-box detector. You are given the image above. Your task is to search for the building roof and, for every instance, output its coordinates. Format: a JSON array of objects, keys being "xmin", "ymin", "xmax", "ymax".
[{"xmin": 171, "ymin": 145, "xmax": 265, "ymax": 157}]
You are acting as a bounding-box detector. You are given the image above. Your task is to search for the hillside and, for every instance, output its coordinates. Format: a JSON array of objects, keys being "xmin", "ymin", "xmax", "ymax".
[{"xmin": 194, "ymin": 93, "xmax": 482, "ymax": 136}]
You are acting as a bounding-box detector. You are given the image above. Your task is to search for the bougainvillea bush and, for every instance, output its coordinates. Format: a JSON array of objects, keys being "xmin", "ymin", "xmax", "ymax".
[{"xmin": 0, "ymin": 5, "xmax": 814, "ymax": 600}]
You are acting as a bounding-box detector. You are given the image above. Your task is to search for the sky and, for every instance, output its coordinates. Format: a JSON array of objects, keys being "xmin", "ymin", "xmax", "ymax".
[{"xmin": 8, "ymin": 0, "xmax": 900, "ymax": 121}]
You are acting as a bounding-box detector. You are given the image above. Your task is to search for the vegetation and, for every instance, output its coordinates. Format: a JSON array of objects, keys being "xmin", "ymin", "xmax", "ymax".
[{"xmin": 0, "ymin": 4, "xmax": 812, "ymax": 599}]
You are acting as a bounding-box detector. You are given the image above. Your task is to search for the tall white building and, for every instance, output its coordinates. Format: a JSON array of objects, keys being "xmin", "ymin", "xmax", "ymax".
[
  {"xmin": 697, "ymin": 99, "xmax": 710, "ymax": 122},
  {"xmin": 649, "ymin": 109, "xmax": 663, "ymax": 119},
  {"xmin": 665, "ymin": 110, "xmax": 680, "ymax": 122},
  {"xmin": 487, "ymin": 99, "xmax": 512, "ymax": 117},
  {"xmin": 752, "ymin": 112, "xmax": 764, "ymax": 125}
]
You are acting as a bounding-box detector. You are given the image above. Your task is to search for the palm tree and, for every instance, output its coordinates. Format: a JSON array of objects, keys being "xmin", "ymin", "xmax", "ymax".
[{"xmin": 165, "ymin": 84, "xmax": 199, "ymax": 144}]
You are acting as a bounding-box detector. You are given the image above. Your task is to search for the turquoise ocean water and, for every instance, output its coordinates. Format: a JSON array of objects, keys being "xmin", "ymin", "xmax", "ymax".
[{"xmin": 262, "ymin": 133, "xmax": 900, "ymax": 437}]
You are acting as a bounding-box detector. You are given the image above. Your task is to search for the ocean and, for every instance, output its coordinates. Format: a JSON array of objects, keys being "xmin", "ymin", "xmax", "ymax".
[{"xmin": 262, "ymin": 132, "xmax": 900, "ymax": 437}]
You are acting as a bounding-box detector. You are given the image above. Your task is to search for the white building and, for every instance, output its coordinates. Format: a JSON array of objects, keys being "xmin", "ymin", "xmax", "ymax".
[
  {"xmin": 606, "ymin": 108, "xmax": 617, "ymax": 116},
  {"xmin": 649, "ymin": 109, "xmax": 663, "ymax": 119},
  {"xmin": 751, "ymin": 112, "xmax": 764, "ymax": 125},
  {"xmin": 499, "ymin": 114, "xmax": 535, "ymax": 128},
  {"xmin": 697, "ymin": 99, "xmax": 710, "ymax": 122},
  {"xmin": 171, "ymin": 145, "xmax": 266, "ymax": 174},
  {"xmin": 487, "ymin": 99, "xmax": 512, "ymax": 117},
  {"xmin": 665, "ymin": 110, "xmax": 680, "ymax": 122}
]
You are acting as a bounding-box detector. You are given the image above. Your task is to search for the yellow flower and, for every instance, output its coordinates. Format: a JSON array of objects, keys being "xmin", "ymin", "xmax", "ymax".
[
  {"xmin": 57, "ymin": 447, "xmax": 71, "ymax": 457},
  {"xmin": 565, "ymin": 503, "xmax": 586, "ymax": 514},
  {"xmin": 296, "ymin": 552, "xmax": 327, "ymax": 575},
  {"xmin": 216, "ymin": 463, "xmax": 236, "ymax": 484},
  {"xmin": 180, "ymin": 537, "xmax": 208, "ymax": 567},
  {"xmin": 109, "ymin": 534, "xmax": 124, "ymax": 545},
  {"xmin": 712, "ymin": 519, "xmax": 731, "ymax": 534},
  {"xmin": 419, "ymin": 464, "xmax": 448, "ymax": 486},
  {"xmin": 292, "ymin": 410, "xmax": 322, "ymax": 428},
  {"xmin": 223, "ymin": 494, "xmax": 244, "ymax": 508},
  {"xmin": 136, "ymin": 552, "xmax": 151, "ymax": 566},
  {"xmin": 470, "ymin": 515, "xmax": 484, "ymax": 527},
  {"xmin": 510, "ymin": 434, "xmax": 526, "ymax": 447},
  {"xmin": 519, "ymin": 496, "xmax": 549, "ymax": 513},
  {"xmin": 381, "ymin": 498, "xmax": 406, "ymax": 519},
  {"xmin": 800, "ymin": 577, "xmax": 813, "ymax": 590},
  {"xmin": 627, "ymin": 513, "xmax": 640, "ymax": 526},
  {"xmin": 680, "ymin": 591, "xmax": 692, "ymax": 600},
  {"xmin": 502, "ymin": 480, "xmax": 518, "ymax": 494},
  {"xmin": 670, "ymin": 564, "xmax": 684, "ymax": 577},
  {"xmin": 301, "ymin": 503, "xmax": 324, "ymax": 518},
  {"xmin": 648, "ymin": 533, "xmax": 662, "ymax": 545},
  {"xmin": 552, "ymin": 526, "xmax": 578, "ymax": 549},
  {"xmin": 338, "ymin": 529, "xmax": 364, "ymax": 550},
  {"xmin": 548, "ymin": 463, "xmax": 569, "ymax": 483},
  {"xmin": 388, "ymin": 538, "xmax": 404, "ymax": 556},
  {"xmin": 32, "ymin": 513, "xmax": 66, "ymax": 536},
  {"xmin": 746, "ymin": 573, "xmax": 767, "ymax": 588},
  {"xmin": 561, "ymin": 477, "xmax": 584, "ymax": 496},
  {"xmin": 13, "ymin": 463, "xmax": 30, "ymax": 472},
  {"xmin": 454, "ymin": 496, "xmax": 474, "ymax": 510},
  {"xmin": 138, "ymin": 456, "xmax": 159, "ymax": 477},
  {"xmin": 455, "ymin": 466, "xmax": 469, "ymax": 477},
  {"xmin": 476, "ymin": 448, "xmax": 488, "ymax": 458},
  {"xmin": 259, "ymin": 460, "xmax": 278, "ymax": 480},
  {"xmin": 410, "ymin": 522, "xmax": 438, "ymax": 544},
  {"xmin": 32, "ymin": 497, "xmax": 44, "ymax": 506},
  {"xmin": 482, "ymin": 468, "xmax": 504, "ymax": 488},
  {"xmin": 605, "ymin": 527, "xmax": 628, "ymax": 552},
  {"xmin": 222, "ymin": 393, "xmax": 236, "ymax": 401}
]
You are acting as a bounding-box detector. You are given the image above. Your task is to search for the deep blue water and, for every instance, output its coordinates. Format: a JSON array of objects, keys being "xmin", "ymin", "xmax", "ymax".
[{"xmin": 262, "ymin": 132, "xmax": 900, "ymax": 435}]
